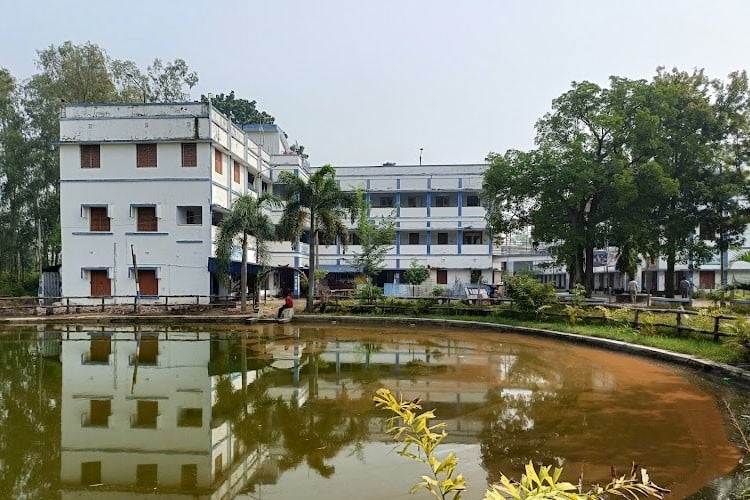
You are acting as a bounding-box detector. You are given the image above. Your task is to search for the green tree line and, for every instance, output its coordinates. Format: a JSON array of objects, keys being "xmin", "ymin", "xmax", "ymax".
[{"xmin": 483, "ymin": 68, "xmax": 750, "ymax": 297}]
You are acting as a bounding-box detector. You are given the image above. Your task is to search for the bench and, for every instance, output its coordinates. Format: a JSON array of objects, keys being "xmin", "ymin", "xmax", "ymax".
[
  {"xmin": 464, "ymin": 287, "xmax": 490, "ymax": 305},
  {"xmin": 649, "ymin": 296, "xmax": 690, "ymax": 308}
]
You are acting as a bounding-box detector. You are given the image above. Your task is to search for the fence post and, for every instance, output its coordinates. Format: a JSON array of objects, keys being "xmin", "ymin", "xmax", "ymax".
[
  {"xmin": 675, "ymin": 311, "xmax": 682, "ymax": 335},
  {"xmin": 165, "ymin": 295, "xmax": 169, "ymax": 311},
  {"xmin": 714, "ymin": 316, "xmax": 721, "ymax": 343},
  {"xmin": 634, "ymin": 309, "xmax": 640, "ymax": 328},
  {"xmin": 66, "ymin": 298, "xmax": 70, "ymax": 314},
  {"xmin": 101, "ymin": 297, "xmax": 105, "ymax": 312}
]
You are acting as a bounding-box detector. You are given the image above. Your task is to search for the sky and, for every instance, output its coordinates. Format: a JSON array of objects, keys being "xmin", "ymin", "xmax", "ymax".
[{"xmin": 3, "ymin": 0, "xmax": 750, "ymax": 166}]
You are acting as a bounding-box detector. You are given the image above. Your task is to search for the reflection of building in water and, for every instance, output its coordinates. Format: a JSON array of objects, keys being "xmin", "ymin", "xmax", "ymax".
[
  {"xmin": 58, "ymin": 325, "xmax": 567, "ymax": 495},
  {"xmin": 59, "ymin": 327, "xmax": 273, "ymax": 498}
]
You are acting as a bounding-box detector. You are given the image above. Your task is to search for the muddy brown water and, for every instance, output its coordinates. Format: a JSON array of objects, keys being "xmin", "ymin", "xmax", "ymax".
[{"xmin": 0, "ymin": 323, "xmax": 743, "ymax": 498}]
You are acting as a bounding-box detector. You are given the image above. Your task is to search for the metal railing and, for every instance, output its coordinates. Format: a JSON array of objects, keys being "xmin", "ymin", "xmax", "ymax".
[{"xmin": 0, "ymin": 294, "xmax": 248, "ymax": 316}]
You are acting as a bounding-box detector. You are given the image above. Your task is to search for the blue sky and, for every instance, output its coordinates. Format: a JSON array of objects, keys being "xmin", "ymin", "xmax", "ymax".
[{"xmin": 3, "ymin": 0, "xmax": 749, "ymax": 166}]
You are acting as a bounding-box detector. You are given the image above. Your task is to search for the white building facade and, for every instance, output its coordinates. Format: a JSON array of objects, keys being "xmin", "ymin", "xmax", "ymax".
[
  {"xmin": 316, "ymin": 163, "xmax": 499, "ymax": 292},
  {"xmin": 58, "ymin": 103, "xmax": 306, "ymax": 304}
]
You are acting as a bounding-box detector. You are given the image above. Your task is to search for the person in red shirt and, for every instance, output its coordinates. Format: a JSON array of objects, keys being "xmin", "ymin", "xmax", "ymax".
[{"xmin": 277, "ymin": 289, "xmax": 294, "ymax": 319}]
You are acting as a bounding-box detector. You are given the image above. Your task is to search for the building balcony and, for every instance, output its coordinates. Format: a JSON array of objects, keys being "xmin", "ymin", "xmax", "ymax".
[
  {"xmin": 461, "ymin": 244, "xmax": 490, "ymax": 255},
  {"xmin": 429, "ymin": 244, "xmax": 458, "ymax": 255}
]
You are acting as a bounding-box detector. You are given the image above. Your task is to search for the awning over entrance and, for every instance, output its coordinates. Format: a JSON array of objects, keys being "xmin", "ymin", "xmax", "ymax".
[
  {"xmin": 207, "ymin": 257, "xmax": 263, "ymax": 276},
  {"xmin": 319, "ymin": 264, "xmax": 357, "ymax": 273}
]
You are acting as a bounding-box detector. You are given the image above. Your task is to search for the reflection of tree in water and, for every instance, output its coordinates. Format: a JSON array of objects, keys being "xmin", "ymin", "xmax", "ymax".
[
  {"xmin": 0, "ymin": 329, "xmax": 61, "ymax": 499},
  {"xmin": 476, "ymin": 347, "xmax": 577, "ymax": 485},
  {"xmin": 214, "ymin": 337, "xmax": 377, "ymax": 481}
]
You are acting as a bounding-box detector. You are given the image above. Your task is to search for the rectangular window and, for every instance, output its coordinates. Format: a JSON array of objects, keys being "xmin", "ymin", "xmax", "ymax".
[
  {"xmin": 178, "ymin": 408, "xmax": 203, "ymax": 427},
  {"xmin": 350, "ymin": 232, "xmax": 361, "ymax": 245},
  {"xmin": 407, "ymin": 196, "xmax": 422, "ymax": 208},
  {"xmin": 137, "ymin": 206, "xmax": 158, "ymax": 232},
  {"xmin": 437, "ymin": 270, "xmax": 448, "ymax": 284},
  {"xmin": 88, "ymin": 399, "xmax": 111, "ymax": 427},
  {"xmin": 90, "ymin": 270, "xmax": 111, "ymax": 297},
  {"xmin": 434, "ymin": 195, "xmax": 450, "ymax": 207},
  {"xmin": 89, "ymin": 206, "xmax": 110, "ymax": 232},
  {"xmin": 138, "ymin": 269, "xmax": 159, "ymax": 297},
  {"xmin": 136, "ymin": 464, "xmax": 158, "ymax": 487},
  {"xmin": 181, "ymin": 464, "xmax": 198, "ymax": 490},
  {"xmin": 437, "ymin": 232, "xmax": 449, "ymax": 245},
  {"xmin": 466, "ymin": 194, "xmax": 480, "ymax": 207},
  {"xmin": 214, "ymin": 454, "xmax": 223, "ymax": 480},
  {"xmin": 379, "ymin": 196, "xmax": 394, "ymax": 208},
  {"xmin": 408, "ymin": 232, "xmax": 420, "ymax": 245},
  {"xmin": 80, "ymin": 145, "xmax": 100, "ymax": 169},
  {"xmin": 135, "ymin": 400, "xmax": 158, "ymax": 428},
  {"xmin": 138, "ymin": 334, "xmax": 159, "ymax": 364},
  {"xmin": 214, "ymin": 149, "xmax": 223, "ymax": 174},
  {"xmin": 89, "ymin": 334, "xmax": 111, "ymax": 363},
  {"xmin": 136, "ymin": 144, "xmax": 157, "ymax": 168},
  {"xmin": 177, "ymin": 206, "xmax": 202, "ymax": 225},
  {"xmin": 181, "ymin": 143, "xmax": 197, "ymax": 167},
  {"xmin": 463, "ymin": 231, "xmax": 483, "ymax": 245},
  {"xmin": 233, "ymin": 162, "xmax": 240, "ymax": 183},
  {"xmin": 81, "ymin": 461, "xmax": 102, "ymax": 486}
]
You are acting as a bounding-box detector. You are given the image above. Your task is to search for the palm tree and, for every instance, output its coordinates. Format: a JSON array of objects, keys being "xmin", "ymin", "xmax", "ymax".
[
  {"xmin": 277, "ymin": 165, "xmax": 358, "ymax": 312},
  {"xmin": 215, "ymin": 193, "xmax": 278, "ymax": 312}
]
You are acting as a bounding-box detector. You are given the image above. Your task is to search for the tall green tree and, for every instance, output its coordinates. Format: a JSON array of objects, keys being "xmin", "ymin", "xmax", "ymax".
[
  {"xmin": 646, "ymin": 68, "xmax": 721, "ymax": 295},
  {"xmin": 201, "ymin": 91, "xmax": 275, "ymax": 125},
  {"xmin": 484, "ymin": 77, "xmax": 680, "ymax": 295},
  {"xmin": 277, "ymin": 165, "xmax": 359, "ymax": 312},
  {"xmin": 346, "ymin": 192, "xmax": 395, "ymax": 283},
  {"xmin": 705, "ymin": 71, "xmax": 750, "ymax": 286},
  {"xmin": 111, "ymin": 57, "xmax": 198, "ymax": 103},
  {"xmin": 215, "ymin": 193, "xmax": 279, "ymax": 312}
]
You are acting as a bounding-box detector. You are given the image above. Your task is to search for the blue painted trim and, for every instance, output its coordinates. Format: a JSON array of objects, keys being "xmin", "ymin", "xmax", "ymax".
[
  {"xmin": 124, "ymin": 232, "xmax": 169, "ymax": 236},
  {"xmin": 426, "ymin": 227, "xmax": 431, "ymax": 255},
  {"xmin": 71, "ymin": 232, "xmax": 113, "ymax": 236},
  {"xmin": 457, "ymin": 190, "xmax": 463, "ymax": 217},
  {"xmin": 457, "ymin": 222, "xmax": 462, "ymax": 255},
  {"xmin": 396, "ymin": 224, "xmax": 401, "ymax": 255},
  {"xmin": 396, "ymin": 192, "xmax": 401, "ymax": 217},
  {"xmin": 426, "ymin": 191, "xmax": 431, "ymax": 218}
]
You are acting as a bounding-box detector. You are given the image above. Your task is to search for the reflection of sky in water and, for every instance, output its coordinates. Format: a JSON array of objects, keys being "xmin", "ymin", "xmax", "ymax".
[{"xmin": 0, "ymin": 324, "xmax": 742, "ymax": 499}]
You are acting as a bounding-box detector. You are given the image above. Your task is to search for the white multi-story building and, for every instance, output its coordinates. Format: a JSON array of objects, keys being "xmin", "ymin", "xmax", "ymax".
[
  {"xmin": 58, "ymin": 103, "xmax": 307, "ymax": 304},
  {"xmin": 315, "ymin": 162, "xmax": 559, "ymax": 293}
]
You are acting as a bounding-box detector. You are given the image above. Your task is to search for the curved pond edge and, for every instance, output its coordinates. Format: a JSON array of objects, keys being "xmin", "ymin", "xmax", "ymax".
[
  {"xmin": 296, "ymin": 314, "xmax": 750, "ymax": 389},
  {"xmin": 2, "ymin": 312, "xmax": 749, "ymax": 388}
]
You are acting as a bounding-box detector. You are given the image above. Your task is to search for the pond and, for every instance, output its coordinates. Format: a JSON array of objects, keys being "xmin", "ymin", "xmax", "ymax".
[{"xmin": 0, "ymin": 322, "xmax": 744, "ymax": 499}]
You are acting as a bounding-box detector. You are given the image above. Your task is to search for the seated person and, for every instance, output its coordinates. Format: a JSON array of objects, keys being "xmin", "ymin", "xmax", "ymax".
[{"xmin": 277, "ymin": 290, "xmax": 293, "ymax": 319}]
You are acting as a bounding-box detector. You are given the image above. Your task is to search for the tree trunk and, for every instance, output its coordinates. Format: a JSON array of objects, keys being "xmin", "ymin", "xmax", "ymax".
[
  {"xmin": 240, "ymin": 233, "xmax": 248, "ymax": 312},
  {"xmin": 306, "ymin": 219, "xmax": 316, "ymax": 313},
  {"xmin": 665, "ymin": 251, "xmax": 676, "ymax": 298}
]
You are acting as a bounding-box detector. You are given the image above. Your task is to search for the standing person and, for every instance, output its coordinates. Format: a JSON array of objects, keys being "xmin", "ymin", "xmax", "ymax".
[
  {"xmin": 680, "ymin": 278, "xmax": 691, "ymax": 299},
  {"xmin": 277, "ymin": 289, "xmax": 294, "ymax": 319},
  {"xmin": 628, "ymin": 278, "xmax": 640, "ymax": 304}
]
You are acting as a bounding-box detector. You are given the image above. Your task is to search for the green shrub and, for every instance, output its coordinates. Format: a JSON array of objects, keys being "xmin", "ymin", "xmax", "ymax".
[
  {"xmin": 432, "ymin": 286, "xmax": 446, "ymax": 297},
  {"xmin": 506, "ymin": 273, "xmax": 557, "ymax": 313},
  {"xmin": 354, "ymin": 283, "xmax": 383, "ymax": 304}
]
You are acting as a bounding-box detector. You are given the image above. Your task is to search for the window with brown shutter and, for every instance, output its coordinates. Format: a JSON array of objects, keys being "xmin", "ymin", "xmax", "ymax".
[
  {"xmin": 90, "ymin": 270, "xmax": 111, "ymax": 297},
  {"xmin": 437, "ymin": 270, "xmax": 448, "ymax": 284},
  {"xmin": 137, "ymin": 206, "xmax": 158, "ymax": 231},
  {"xmin": 214, "ymin": 149, "xmax": 223, "ymax": 174},
  {"xmin": 181, "ymin": 143, "xmax": 197, "ymax": 167},
  {"xmin": 80, "ymin": 145, "xmax": 100, "ymax": 168},
  {"xmin": 139, "ymin": 269, "xmax": 159, "ymax": 296},
  {"xmin": 136, "ymin": 144, "xmax": 157, "ymax": 168},
  {"xmin": 89, "ymin": 207, "xmax": 110, "ymax": 231},
  {"xmin": 233, "ymin": 162, "xmax": 240, "ymax": 183}
]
